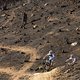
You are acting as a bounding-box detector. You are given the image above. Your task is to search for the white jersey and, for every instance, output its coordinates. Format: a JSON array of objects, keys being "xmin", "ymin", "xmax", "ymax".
[
  {"xmin": 66, "ymin": 54, "xmax": 76, "ymax": 65},
  {"xmin": 48, "ymin": 54, "xmax": 55, "ymax": 61}
]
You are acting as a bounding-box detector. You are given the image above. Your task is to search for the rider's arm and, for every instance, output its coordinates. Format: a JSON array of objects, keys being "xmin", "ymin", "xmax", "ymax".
[
  {"xmin": 65, "ymin": 58, "xmax": 71, "ymax": 62},
  {"xmin": 72, "ymin": 58, "xmax": 76, "ymax": 64}
]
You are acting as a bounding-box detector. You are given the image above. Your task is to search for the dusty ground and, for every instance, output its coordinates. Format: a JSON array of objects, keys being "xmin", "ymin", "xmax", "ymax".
[{"xmin": 0, "ymin": 0, "xmax": 80, "ymax": 80}]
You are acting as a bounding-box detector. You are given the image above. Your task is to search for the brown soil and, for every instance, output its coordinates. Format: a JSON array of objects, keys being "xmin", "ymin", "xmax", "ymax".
[{"xmin": 0, "ymin": 0, "xmax": 80, "ymax": 80}]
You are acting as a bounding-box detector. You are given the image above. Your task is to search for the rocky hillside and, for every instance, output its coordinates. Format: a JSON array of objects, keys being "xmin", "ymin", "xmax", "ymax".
[{"xmin": 0, "ymin": 0, "xmax": 80, "ymax": 80}]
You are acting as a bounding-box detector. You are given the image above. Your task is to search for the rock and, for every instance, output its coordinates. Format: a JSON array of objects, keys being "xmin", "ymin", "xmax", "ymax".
[
  {"xmin": 23, "ymin": 3, "xmax": 27, "ymax": 6},
  {"xmin": 71, "ymin": 42, "xmax": 77, "ymax": 46},
  {"xmin": 47, "ymin": 16, "xmax": 58, "ymax": 22},
  {"xmin": 58, "ymin": 28, "xmax": 70, "ymax": 32},
  {"xmin": 44, "ymin": 3, "xmax": 48, "ymax": 6},
  {"xmin": 33, "ymin": 25, "xmax": 38, "ymax": 29},
  {"xmin": 31, "ymin": 13, "xmax": 34, "ymax": 17},
  {"xmin": 76, "ymin": 27, "xmax": 80, "ymax": 31},
  {"xmin": 1, "ymin": 14, "xmax": 6, "ymax": 17}
]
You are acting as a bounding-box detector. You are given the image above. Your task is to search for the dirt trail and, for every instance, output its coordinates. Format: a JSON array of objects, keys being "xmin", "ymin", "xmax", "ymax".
[
  {"xmin": 0, "ymin": 67, "xmax": 17, "ymax": 75},
  {"xmin": 29, "ymin": 67, "xmax": 61, "ymax": 80},
  {"xmin": 0, "ymin": 44, "xmax": 38, "ymax": 60},
  {"xmin": 0, "ymin": 43, "xmax": 38, "ymax": 80}
]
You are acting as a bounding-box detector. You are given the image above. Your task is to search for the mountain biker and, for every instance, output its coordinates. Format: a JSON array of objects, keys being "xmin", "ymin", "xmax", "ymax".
[
  {"xmin": 65, "ymin": 54, "xmax": 76, "ymax": 65},
  {"xmin": 43, "ymin": 50, "xmax": 55, "ymax": 66}
]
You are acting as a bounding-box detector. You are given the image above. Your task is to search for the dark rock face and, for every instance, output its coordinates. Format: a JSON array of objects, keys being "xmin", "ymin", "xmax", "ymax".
[
  {"xmin": 0, "ymin": 73, "xmax": 11, "ymax": 80},
  {"xmin": 0, "ymin": 0, "xmax": 21, "ymax": 10},
  {"xmin": 0, "ymin": 48, "xmax": 30, "ymax": 70},
  {"xmin": 0, "ymin": 0, "xmax": 80, "ymax": 80}
]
